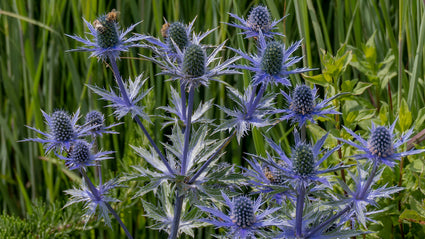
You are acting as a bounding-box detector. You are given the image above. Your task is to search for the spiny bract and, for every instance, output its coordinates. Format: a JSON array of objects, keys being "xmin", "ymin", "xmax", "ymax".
[
  {"xmin": 290, "ymin": 85, "xmax": 315, "ymax": 115},
  {"xmin": 247, "ymin": 6, "xmax": 271, "ymax": 32},
  {"xmin": 261, "ymin": 42, "xmax": 284, "ymax": 75},
  {"xmin": 51, "ymin": 110, "xmax": 74, "ymax": 142},
  {"xmin": 167, "ymin": 22, "xmax": 189, "ymax": 52},
  {"xmin": 293, "ymin": 143, "xmax": 315, "ymax": 176},
  {"xmin": 183, "ymin": 44, "xmax": 206, "ymax": 77},
  {"xmin": 368, "ymin": 126, "xmax": 393, "ymax": 158},
  {"xmin": 232, "ymin": 196, "xmax": 255, "ymax": 229}
]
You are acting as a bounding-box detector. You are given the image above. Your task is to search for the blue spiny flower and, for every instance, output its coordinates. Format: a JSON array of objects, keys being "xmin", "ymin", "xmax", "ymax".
[
  {"xmin": 58, "ymin": 140, "xmax": 113, "ymax": 170},
  {"xmin": 198, "ymin": 192, "xmax": 280, "ymax": 239},
  {"xmin": 22, "ymin": 109, "xmax": 88, "ymax": 153},
  {"xmin": 84, "ymin": 110, "xmax": 121, "ymax": 137},
  {"xmin": 64, "ymin": 179, "xmax": 120, "ymax": 227},
  {"xmin": 227, "ymin": 5, "xmax": 285, "ymax": 39},
  {"xmin": 276, "ymin": 84, "xmax": 340, "ymax": 127},
  {"xmin": 338, "ymin": 120, "xmax": 425, "ymax": 167},
  {"xmin": 231, "ymin": 33, "xmax": 310, "ymax": 86},
  {"xmin": 66, "ymin": 9, "xmax": 144, "ymax": 61}
]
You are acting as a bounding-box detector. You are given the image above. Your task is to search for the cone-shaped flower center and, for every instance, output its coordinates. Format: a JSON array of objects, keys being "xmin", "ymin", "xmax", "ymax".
[
  {"xmin": 167, "ymin": 22, "xmax": 188, "ymax": 52},
  {"xmin": 183, "ymin": 44, "xmax": 206, "ymax": 77},
  {"xmin": 261, "ymin": 42, "xmax": 283, "ymax": 75},
  {"xmin": 368, "ymin": 126, "xmax": 393, "ymax": 158},
  {"xmin": 94, "ymin": 10, "xmax": 119, "ymax": 48},
  {"xmin": 290, "ymin": 85, "xmax": 315, "ymax": 115},
  {"xmin": 247, "ymin": 6, "xmax": 271, "ymax": 32},
  {"xmin": 85, "ymin": 110, "xmax": 104, "ymax": 132},
  {"xmin": 70, "ymin": 141, "xmax": 91, "ymax": 164},
  {"xmin": 51, "ymin": 111, "xmax": 74, "ymax": 142},
  {"xmin": 293, "ymin": 143, "xmax": 315, "ymax": 176},
  {"xmin": 232, "ymin": 196, "xmax": 255, "ymax": 229}
]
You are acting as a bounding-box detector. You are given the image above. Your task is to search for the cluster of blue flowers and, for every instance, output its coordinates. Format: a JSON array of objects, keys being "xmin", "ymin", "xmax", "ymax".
[{"xmin": 23, "ymin": 6, "xmax": 425, "ymax": 239}]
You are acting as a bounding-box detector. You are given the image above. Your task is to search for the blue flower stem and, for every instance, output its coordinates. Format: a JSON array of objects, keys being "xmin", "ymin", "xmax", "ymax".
[
  {"xmin": 180, "ymin": 82, "xmax": 187, "ymax": 121},
  {"xmin": 169, "ymin": 193, "xmax": 185, "ymax": 239},
  {"xmin": 246, "ymin": 83, "xmax": 266, "ymax": 117},
  {"xmin": 188, "ymin": 130, "xmax": 236, "ymax": 184},
  {"xmin": 79, "ymin": 169, "xmax": 133, "ymax": 239},
  {"xmin": 108, "ymin": 57, "xmax": 174, "ymax": 175},
  {"xmin": 305, "ymin": 204, "xmax": 352, "ymax": 238},
  {"xmin": 181, "ymin": 86, "xmax": 195, "ymax": 175},
  {"xmin": 295, "ymin": 184, "xmax": 306, "ymax": 237},
  {"xmin": 359, "ymin": 162, "xmax": 378, "ymax": 199},
  {"xmin": 301, "ymin": 124, "xmax": 306, "ymax": 141}
]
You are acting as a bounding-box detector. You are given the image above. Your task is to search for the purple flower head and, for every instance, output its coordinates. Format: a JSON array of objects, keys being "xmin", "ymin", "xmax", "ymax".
[
  {"xmin": 64, "ymin": 179, "xmax": 119, "ymax": 227},
  {"xmin": 231, "ymin": 33, "xmax": 310, "ymax": 86},
  {"xmin": 84, "ymin": 110, "xmax": 121, "ymax": 137},
  {"xmin": 339, "ymin": 119, "xmax": 425, "ymax": 167},
  {"xmin": 198, "ymin": 192, "xmax": 280, "ymax": 238},
  {"xmin": 145, "ymin": 31, "xmax": 241, "ymax": 88},
  {"xmin": 141, "ymin": 18, "xmax": 208, "ymax": 61},
  {"xmin": 263, "ymin": 132, "xmax": 346, "ymax": 189},
  {"xmin": 276, "ymin": 84, "xmax": 340, "ymax": 127},
  {"xmin": 22, "ymin": 109, "xmax": 88, "ymax": 153},
  {"xmin": 57, "ymin": 140, "xmax": 113, "ymax": 170},
  {"xmin": 227, "ymin": 5, "xmax": 285, "ymax": 39},
  {"xmin": 66, "ymin": 9, "xmax": 144, "ymax": 61}
]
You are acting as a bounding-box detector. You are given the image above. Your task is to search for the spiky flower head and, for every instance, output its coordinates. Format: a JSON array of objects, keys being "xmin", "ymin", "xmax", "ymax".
[
  {"xmin": 368, "ymin": 126, "xmax": 393, "ymax": 158},
  {"xmin": 292, "ymin": 143, "xmax": 315, "ymax": 176},
  {"xmin": 84, "ymin": 110, "xmax": 120, "ymax": 137},
  {"xmin": 231, "ymin": 34, "xmax": 310, "ymax": 86},
  {"xmin": 227, "ymin": 5, "xmax": 284, "ymax": 38},
  {"xmin": 182, "ymin": 44, "xmax": 206, "ymax": 77},
  {"xmin": 247, "ymin": 6, "xmax": 271, "ymax": 33},
  {"xmin": 339, "ymin": 120, "xmax": 425, "ymax": 167},
  {"xmin": 66, "ymin": 9, "xmax": 143, "ymax": 61},
  {"xmin": 93, "ymin": 10, "xmax": 120, "ymax": 48},
  {"xmin": 58, "ymin": 140, "xmax": 113, "ymax": 170},
  {"xmin": 261, "ymin": 132, "xmax": 346, "ymax": 188},
  {"xmin": 51, "ymin": 110, "xmax": 75, "ymax": 143},
  {"xmin": 22, "ymin": 109, "xmax": 86, "ymax": 153},
  {"xmin": 198, "ymin": 192, "xmax": 280, "ymax": 239},
  {"xmin": 85, "ymin": 110, "xmax": 104, "ymax": 132},
  {"xmin": 261, "ymin": 41, "xmax": 284, "ymax": 75},
  {"xmin": 290, "ymin": 85, "xmax": 314, "ymax": 115},
  {"xmin": 276, "ymin": 84, "xmax": 340, "ymax": 127},
  {"xmin": 167, "ymin": 22, "xmax": 189, "ymax": 52},
  {"xmin": 232, "ymin": 196, "xmax": 255, "ymax": 229}
]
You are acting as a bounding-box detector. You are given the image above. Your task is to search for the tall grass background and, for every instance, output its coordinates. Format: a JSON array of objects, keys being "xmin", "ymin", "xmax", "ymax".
[{"xmin": 1, "ymin": 0, "xmax": 425, "ymax": 238}]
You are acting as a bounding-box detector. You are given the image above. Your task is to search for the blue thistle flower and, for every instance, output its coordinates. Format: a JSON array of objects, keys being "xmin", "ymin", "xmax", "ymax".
[
  {"xmin": 198, "ymin": 192, "xmax": 280, "ymax": 239},
  {"xmin": 216, "ymin": 85, "xmax": 275, "ymax": 141},
  {"xmin": 227, "ymin": 5, "xmax": 285, "ymax": 39},
  {"xmin": 57, "ymin": 140, "xmax": 113, "ymax": 170},
  {"xmin": 88, "ymin": 74, "xmax": 151, "ymax": 120},
  {"xmin": 84, "ymin": 110, "xmax": 121, "ymax": 137},
  {"xmin": 66, "ymin": 9, "xmax": 144, "ymax": 61},
  {"xmin": 64, "ymin": 179, "xmax": 119, "ymax": 227},
  {"xmin": 140, "ymin": 18, "xmax": 211, "ymax": 61},
  {"xmin": 262, "ymin": 132, "xmax": 346, "ymax": 188},
  {"xmin": 335, "ymin": 162, "xmax": 403, "ymax": 228},
  {"xmin": 231, "ymin": 33, "xmax": 310, "ymax": 86},
  {"xmin": 22, "ymin": 109, "xmax": 88, "ymax": 153},
  {"xmin": 338, "ymin": 120, "xmax": 425, "ymax": 167},
  {"xmin": 145, "ymin": 29, "xmax": 240, "ymax": 88},
  {"xmin": 276, "ymin": 84, "xmax": 340, "ymax": 127},
  {"xmin": 244, "ymin": 157, "xmax": 292, "ymax": 204}
]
